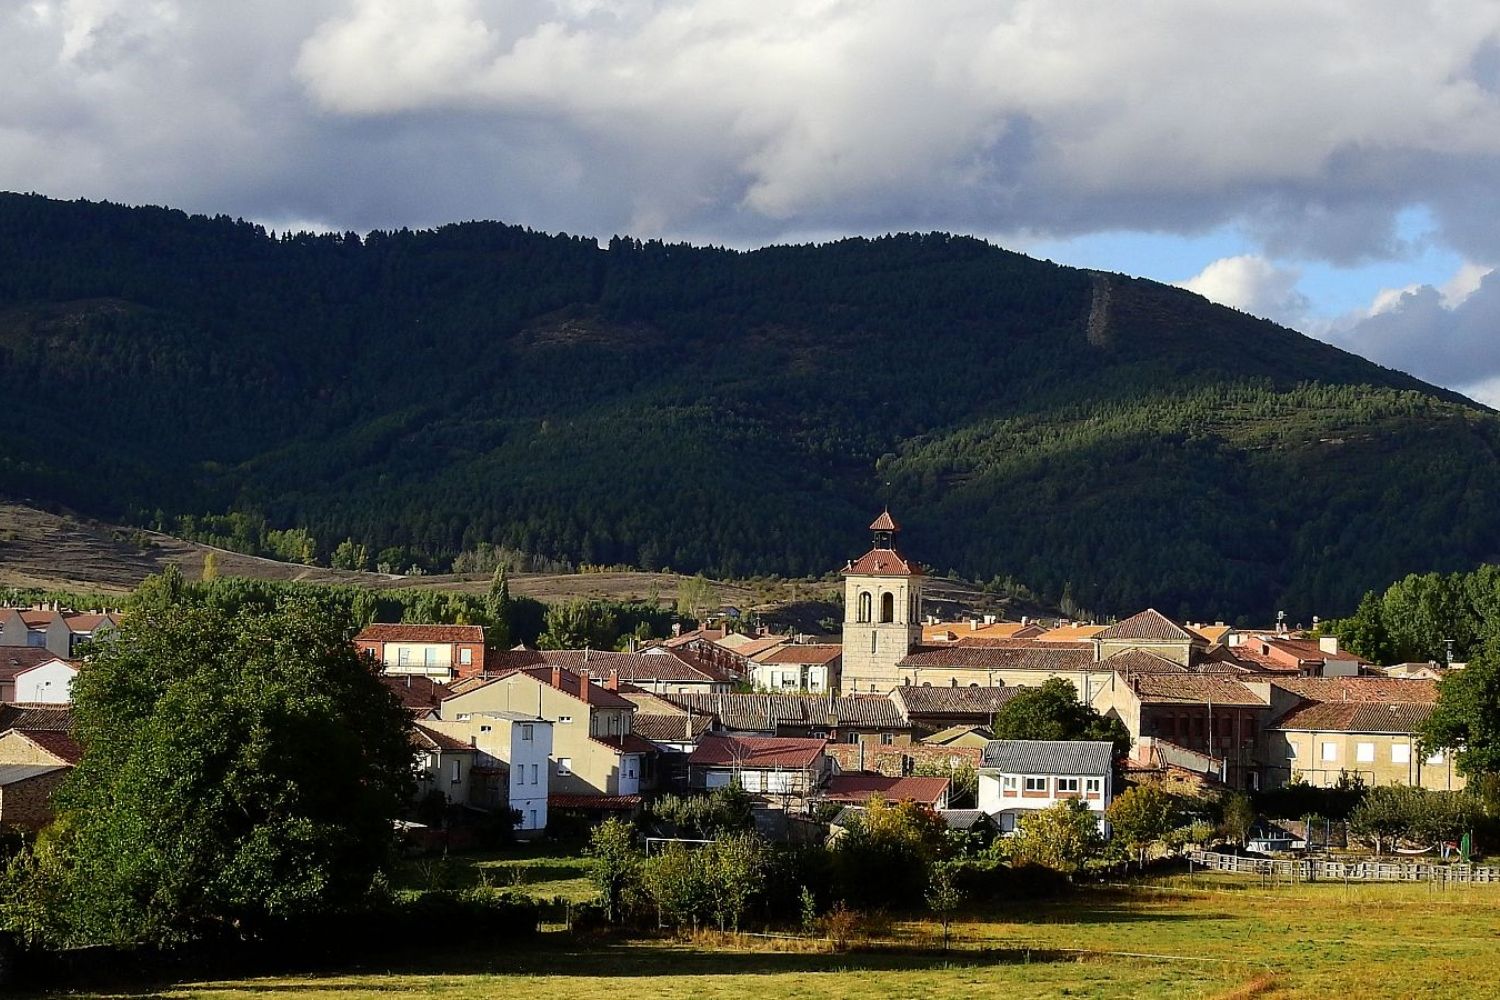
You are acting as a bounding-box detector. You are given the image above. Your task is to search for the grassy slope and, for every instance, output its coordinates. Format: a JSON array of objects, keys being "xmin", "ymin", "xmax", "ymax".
[{"xmin": 81, "ymin": 873, "xmax": 1500, "ymax": 999}]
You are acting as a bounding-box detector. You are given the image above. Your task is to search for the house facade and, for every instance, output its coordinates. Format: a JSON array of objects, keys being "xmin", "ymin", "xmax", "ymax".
[
  {"xmin": 15, "ymin": 658, "xmax": 77, "ymax": 704},
  {"xmin": 1265, "ymin": 700, "xmax": 1463, "ymax": 791},
  {"xmin": 977, "ymin": 739, "xmax": 1115, "ymax": 834},
  {"xmin": 355, "ymin": 623, "xmax": 487, "ymax": 680},
  {"xmin": 751, "ymin": 644, "xmax": 843, "ymax": 694},
  {"xmin": 686, "ymin": 733, "xmax": 830, "ymax": 809}
]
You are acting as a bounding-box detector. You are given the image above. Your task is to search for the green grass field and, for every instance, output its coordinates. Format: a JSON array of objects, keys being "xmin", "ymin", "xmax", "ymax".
[
  {"xmin": 55, "ymin": 868, "xmax": 1500, "ymax": 999},
  {"xmin": 394, "ymin": 842, "xmax": 596, "ymax": 902}
]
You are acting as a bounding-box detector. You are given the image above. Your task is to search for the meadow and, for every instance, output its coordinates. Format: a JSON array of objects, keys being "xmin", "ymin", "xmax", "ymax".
[{"xmin": 54, "ymin": 867, "xmax": 1494, "ymax": 1000}]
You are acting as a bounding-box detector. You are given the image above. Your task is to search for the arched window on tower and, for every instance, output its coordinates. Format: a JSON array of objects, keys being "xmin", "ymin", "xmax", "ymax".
[
  {"xmin": 857, "ymin": 591, "xmax": 872, "ymax": 623},
  {"xmin": 880, "ymin": 592, "xmax": 895, "ymax": 623}
]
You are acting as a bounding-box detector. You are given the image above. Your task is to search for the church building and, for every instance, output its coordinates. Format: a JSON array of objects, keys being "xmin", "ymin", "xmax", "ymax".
[{"xmin": 840, "ymin": 511, "xmax": 923, "ymax": 693}]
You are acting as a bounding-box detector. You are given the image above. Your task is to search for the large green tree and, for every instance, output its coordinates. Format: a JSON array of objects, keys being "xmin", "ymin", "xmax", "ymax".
[
  {"xmin": 1421, "ymin": 640, "xmax": 1500, "ymax": 776},
  {"xmin": 991, "ymin": 678, "xmax": 1132, "ymax": 761},
  {"xmin": 5, "ymin": 593, "xmax": 413, "ymax": 947}
]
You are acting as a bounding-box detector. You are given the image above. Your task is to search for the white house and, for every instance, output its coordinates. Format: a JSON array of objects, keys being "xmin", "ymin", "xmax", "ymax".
[
  {"xmin": 425, "ymin": 711, "xmax": 555, "ymax": 834},
  {"xmin": 15, "ymin": 658, "xmax": 78, "ymax": 704},
  {"xmin": 751, "ymin": 644, "xmax": 843, "ymax": 694},
  {"xmin": 977, "ymin": 739, "xmax": 1114, "ymax": 835}
]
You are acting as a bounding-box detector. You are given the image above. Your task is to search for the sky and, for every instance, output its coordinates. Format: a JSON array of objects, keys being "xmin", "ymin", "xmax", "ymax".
[{"xmin": 6, "ymin": 1, "xmax": 1500, "ymax": 402}]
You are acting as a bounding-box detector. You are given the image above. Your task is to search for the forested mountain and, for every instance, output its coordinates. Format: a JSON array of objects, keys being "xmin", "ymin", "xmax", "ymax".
[{"xmin": 1, "ymin": 192, "xmax": 1497, "ymax": 621}]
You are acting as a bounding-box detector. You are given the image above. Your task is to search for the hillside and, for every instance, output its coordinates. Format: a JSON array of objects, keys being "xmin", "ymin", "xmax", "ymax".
[{"xmin": 1, "ymin": 192, "xmax": 1497, "ymax": 620}]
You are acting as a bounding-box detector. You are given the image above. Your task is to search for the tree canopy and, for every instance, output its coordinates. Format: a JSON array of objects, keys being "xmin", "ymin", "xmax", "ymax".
[
  {"xmin": 3, "ymin": 594, "xmax": 414, "ymax": 947},
  {"xmin": 991, "ymin": 678, "xmax": 1132, "ymax": 761}
]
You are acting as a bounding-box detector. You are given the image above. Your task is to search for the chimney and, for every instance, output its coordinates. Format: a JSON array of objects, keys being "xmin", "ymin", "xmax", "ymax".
[
  {"xmin": 983, "ymin": 613, "xmax": 997, "ymax": 626},
  {"xmin": 1319, "ymin": 636, "xmax": 1339, "ymax": 656},
  {"xmin": 672, "ymin": 623, "xmax": 682, "ymax": 637},
  {"xmin": 969, "ymin": 619, "xmax": 979, "ymax": 631},
  {"xmin": 606, "ymin": 669, "xmax": 619, "ymax": 691},
  {"xmin": 580, "ymin": 676, "xmax": 591, "ymax": 704},
  {"xmin": 551, "ymin": 665, "xmax": 562, "ymax": 689}
]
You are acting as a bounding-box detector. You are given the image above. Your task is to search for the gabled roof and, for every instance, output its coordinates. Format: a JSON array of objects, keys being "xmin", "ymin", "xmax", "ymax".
[
  {"xmin": 411, "ymin": 722, "xmax": 474, "ymax": 753},
  {"xmin": 822, "ymin": 774, "xmax": 949, "ymax": 806},
  {"xmin": 631, "ymin": 713, "xmax": 714, "ymax": 744},
  {"xmin": 591, "ymin": 733, "xmax": 660, "ymax": 755},
  {"xmin": 1270, "ymin": 701, "xmax": 1435, "ymax": 734},
  {"xmin": 869, "ymin": 510, "xmax": 900, "ymax": 532},
  {"xmin": 980, "ymin": 739, "xmax": 1113, "ymax": 774},
  {"xmin": 1270, "ymin": 677, "xmax": 1437, "ymax": 704},
  {"xmin": 688, "ymin": 733, "xmax": 827, "ymax": 769},
  {"xmin": 757, "ymin": 644, "xmax": 842, "ymax": 666},
  {"xmin": 0, "ymin": 649, "xmax": 71, "ymax": 681},
  {"xmin": 898, "ymin": 645, "xmax": 1094, "ymax": 672},
  {"xmin": 1096, "ymin": 609, "xmax": 1195, "ymax": 643},
  {"xmin": 2, "ymin": 728, "xmax": 81, "ymax": 764},
  {"xmin": 1128, "ymin": 674, "xmax": 1266, "ymax": 707},
  {"xmin": 449, "ymin": 665, "xmax": 636, "ymax": 710},
  {"xmin": 922, "ymin": 724, "xmax": 996, "ymax": 746},
  {"xmin": 938, "ymin": 809, "xmax": 992, "ymax": 830},
  {"xmin": 843, "ymin": 548, "xmax": 922, "ymax": 577},
  {"xmin": 0, "ymin": 704, "xmax": 73, "ymax": 731},
  {"xmin": 356, "ymin": 623, "xmax": 485, "ymax": 644},
  {"xmin": 737, "ymin": 636, "xmax": 793, "ymax": 659},
  {"xmin": 1102, "ymin": 648, "xmax": 1191, "ymax": 675},
  {"xmin": 663, "ymin": 692, "xmax": 907, "ymax": 730},
  {"xmin": 892, "ymin": 685, "xmax": 1019, "ymax": 716},
  {"xmin": 923, "ymin": 621, "xmax": 1045, "ymax": 642},
  {"xmin": 381, "ymin": 675, "xmax": 453, "ymax": 714},
  {"xmin": 1037, "ymin": 624, "xmax": 1109, "ymax": 642}
]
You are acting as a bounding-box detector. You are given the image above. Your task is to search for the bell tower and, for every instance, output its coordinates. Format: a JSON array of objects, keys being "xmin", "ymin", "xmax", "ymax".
[{"xmin": 841, "ymin": 510, "xmax": 923, "ymax": 693}]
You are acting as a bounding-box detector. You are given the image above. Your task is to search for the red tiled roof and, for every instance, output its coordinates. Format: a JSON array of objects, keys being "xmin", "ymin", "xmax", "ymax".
[
  {"xmin": 758, "ymin": 644, "xmax": 842, "ymax": 666},
  {"xmin": 1208, "ymin": 646, "xmax": 1303, "ymax": 674},
  {"xmin": 591, "ymin": 733, "xmax": 660, "ymax": 755},
  {"xmin": 1129, "ymin": 674, "xmax": 1267, "ymax": 707},
  {"xmin": 549, "ymin": 794, "xmax": 642, "ymax": 810},
  {"xmin": 892, "ymin": 685, "xmax": 1019, "ymax": 716},
  {"xmin": 356, "ymin": 623, "xmax": 485, "ymax": 643},
  {"xmin": 0, "ymin": 649, "xmax": 70, "ymax": 680},
  {"xmin": 411, "ymin": 723, "xmax": 474, "ymax": 753},
  {"xmin": 0, "ymin": 704, "xmax": 73, "ymax": 730},
  {"xmin": 456, "ymin": 664, "xmax": 636, "ymax": 710},
  {"xmin": 952, "ymin": 635, "xmax": 1064, "ymax": 648},
  {"xmin": 688, "ymin": 733, "xmax": 827, "ymax": 769},
  {"xmin": 1270, "ymin": 701, "xmax": 1435, "ymax": 734},
  {"xmin": 822, "ymin": 774, "xmax": 949, "ymax": 806},
  {"xmin": 843, "ymin": 548, "xmax": 921, "ymax": 577},
  {"xmin": 899, "ymin": 645, "xmax": 1094, "ymax": 672},
  {"xmin": 1103, "ymin": 648, "xmax": 1191, "ymax": 675},
  {"xmin": 1097, "ymin": 609, "xmax": 1194, "ymax": 643},
  {"xmin": 869, "ymin": 510, "xmax": 900, "ymax": 531},
  {"xmin": 6, "ymin": 728, "xmax": 81, "ymax": 764},
  {"xmin": 1271, "ymin": 677, "xmax": 1438, "ymax": 704},
  {"xmin": 381, "ymin": 675, "xmax": 453, "ymax": 714},
  {"xmin": 631, "ymin": 713, "xmax": 714, "ymax": 743}
]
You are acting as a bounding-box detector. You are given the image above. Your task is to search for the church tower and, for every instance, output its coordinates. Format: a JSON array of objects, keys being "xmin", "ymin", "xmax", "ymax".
[{"xmin": 840, "ymin": 510, "xmax": 923, "ymax": 693}]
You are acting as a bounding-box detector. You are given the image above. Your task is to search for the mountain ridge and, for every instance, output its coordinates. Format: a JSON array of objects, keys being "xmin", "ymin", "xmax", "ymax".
[{"xmin": 1, "ymin": 191, "xmax": 1496, "ymax": 621}]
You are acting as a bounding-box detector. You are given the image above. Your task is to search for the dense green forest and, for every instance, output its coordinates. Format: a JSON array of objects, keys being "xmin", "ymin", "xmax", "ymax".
[{"xmin": 1, "ymin": 192, "xmax": 1497, "ymax": 620}]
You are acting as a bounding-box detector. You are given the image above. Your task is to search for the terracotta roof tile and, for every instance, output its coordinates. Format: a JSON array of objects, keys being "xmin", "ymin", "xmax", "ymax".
[
  {"xmin": 631, "ymin": 713, "xmax": 714, "ymax": 743},
  {"xmin": 843, "ymin": 548, "xmax": 921, "ymax": 577},
  {"xmin": 898, "ymin": 645, "xmax": 1094, "ymax": 672},
  {"xmin": 6, "ymin": 728, "xmax": 81, "ymax": 764},
  {"xmin": 1129, "ymin": 674, "xmax": 1267, "ymax": 707},
  {"xmin": 0, "ymin": 704, "xmax": 73, "ymax": 731},
  {"xmin": 381, "ymin": 675, "xmax": 453, "ymax": 714},
  {"xmin": 822, "ymin": 774, "xmax": 949, "ymax": 806},
  {"xmin": 757, "ymin": 644, "xmax": 843, "ymax": 666},
  {"xmin": 869, "ymin": 510, "xmax": 900, "ymax": 531},
  {"xmin": 1271, "ymin": 677, "xmax": 1438, "ymax": 703},
  {"xmin": 0, "ymin": 649, "xmax": 70, "ymax": 680},
  {"xmin": 548, "ymin": 794, "xmax": 641, "ymax": 810},
  {"xmin": 356, "ymin": 623, "xmax": 486, "ymax": 643},
  {"xmin": 892, "ymin": 685, "xmax": 1020, "ymax": 716},
  {"xmin": 452, "ymin": 665, "xmax": 636, "ymax": 710},
  {"xmin": 688, "ymin": 733, "xmax": 827, "ymax": 769},
  {"xmin": 1270, "ymin": 701, "xmax": 1434, "ymax": 734},
  {"xmin": 411, "ymin": 722, "xmax": 474, "ymax": 753},
  {"xmin": 591, "ymin": 733, "xmax": 660, "ymax": 755},
  {"xmin": 1096, "ymin": 609, "xmax": 1195, "ymax": 643},
  {"xmin": 664, "ymin": 692, "xmax": 907, "ymax": 729}
]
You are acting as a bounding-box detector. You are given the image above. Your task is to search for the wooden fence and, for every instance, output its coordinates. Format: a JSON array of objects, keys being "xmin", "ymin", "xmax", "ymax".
[{"xmin": 1187, "ymin": 849, "xmax": 1500, "ymax": 884}]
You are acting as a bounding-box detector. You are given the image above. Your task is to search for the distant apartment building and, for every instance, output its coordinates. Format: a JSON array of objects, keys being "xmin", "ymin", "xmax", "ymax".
[{"xmin": 355, "ymin": 623, "xmax": 486, "ymax": 680}]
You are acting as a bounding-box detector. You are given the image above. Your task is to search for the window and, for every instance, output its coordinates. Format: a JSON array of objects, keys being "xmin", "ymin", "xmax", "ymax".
[
  {"xmin": 1002, "ymin": 775, "xmax": 1018, "ymax": 791},
  {"xmin": 880, "ymin": 732, "xmax": 893, "ymax": 745},
  {"xmin": 559, "ymin": 715, "xmax": 572, "ymax": 725},
  {"xmin": 459, "ymin": 647, "xmax": 472, "ymax": 666},
  {"xmin": 1085, "ymin": 777, "xmax": 1102, "ymax": 794},
  {"xmin": 1286, "ymin": 740, "xmax": 1298, "ymax": 760},
  {"xmin": 857, "ymin": 591, "xmax": 872, "ymax": 623},
  {"xmin": 424, "ymin": 647, "xmax": 438, "ymax": 667},
  {"xmin": 480, "ymin": 724, "xmax": 492, "ymax": 733},
  {"xmin": 1023, "ymin": 776, "xmax": 1047, "ymax": 792},
  {"xmin": 870, "ymin": 633, "xmax": 877, "ymax": 655},
  {"xmin": 397, "ymin": 648, "xmax": 411, "ymax": 665},
  {"xmin": 1356, "ymin": 742, "xmax": 1375, "ymax": 763},
  {"xmin": 1056, "ymin": 777, "xmax": 1080, "ymax": 793},
  {"xmin": 1392, "ymin": 743, "xmax": 1411, "ymax": 764},
  {"xmin": 521, "ymin": 724, "xmax": 533, "ymax": 741},
  {"xmin": 450, "ymin": 759, "xmax": 461, "ymax": 784},
  {"xmin": 1320, "ymin": 741, "xmax": 1337, "ymax": 762},
  {"xmin": 527, "ymin": 809, "xmax": 537, "ymax": 828},
  {"xmin": 530, "ymin": 763, "xmax": 538, "ymax": 784},
  {"xmin": 557, "ymin": 757, "xmax": 572, "ymax": 775},
  {"xmin": 880, "ymin": 592, "xmax": 895, "ymax": 623},
  {"xmin": 846, "ymin": 732, "xmax": 860, "ymax": 744}
]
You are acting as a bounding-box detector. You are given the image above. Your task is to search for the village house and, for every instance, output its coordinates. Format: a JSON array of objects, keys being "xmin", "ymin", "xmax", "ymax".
[
  {"xmin": 888, "ymin": 684, "xmax": 1019, "ymax": 736},
  {"xmin": 0, "ymin": 607, "xmax": 119, "ymax": 659},
  {"xmin": 663, "ymin": 691, "xmax": 912, "ymax": 747},
  {"xmin": 820, "ymin": 773, "xmax": 951, "ymax": 810},
  {"xmin": 410, "ymin": 722, "xmax": 477, "ymax": 810},
  {"xmin": 1265, "ymin": 701, "xmax": 1461, "ymax": 791},
  {"xmin": 0, "ymin": 649, "xmax": 77, "ymax": 703},
  {"xmin": 422, "ymin": 712, "xmax": 556, "ymax": 832},
  {"xmin": 686, "ymin": 733, "xmax": 831, "ymax": 809},
  {"xmin": 355, "ymin": 623, "xmax": 488, "ymax": 680},
  {"xmin": 895, "ymin": 643, "xmax": 1105, "ymax": 697},
  {"xmin": 381, "ymin": 674, "xmax": 454, "ymax": 720},
  {"xmin": 750, "ymin": 644, "xmax": 842, "ymax": 694},
  {"xmin": 441, "ymin": 665, "xmax": 657, "ymax": 801},
  {"xmin": 977, "ymin": 739, "xmax": 1115, "ymax": 834},
  {"xmin": 1092, "ymin": 673, "xmax": 1271, "ymax": 788},
  {"xmin": 0, "ymin": 726, "xmax": 80, "ymax": 833}
]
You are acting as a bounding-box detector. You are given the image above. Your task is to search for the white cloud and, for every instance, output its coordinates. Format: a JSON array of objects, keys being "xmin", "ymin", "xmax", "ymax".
[{"xmin": 1179, "ymin": 255, "xmax": 1309, "ymax": 327}]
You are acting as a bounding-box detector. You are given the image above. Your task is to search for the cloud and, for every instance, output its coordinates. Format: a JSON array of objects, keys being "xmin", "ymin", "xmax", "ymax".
[
  {"xmin": 1180, "ymin": 255, "xmax": 1310, "ymax": 327},
  {"xmin": 1326, "ymin": 264, "xmax": 1500, "ymax": 393}
]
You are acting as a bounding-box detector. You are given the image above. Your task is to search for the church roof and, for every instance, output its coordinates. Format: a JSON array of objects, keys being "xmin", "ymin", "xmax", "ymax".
[
  {"xmin": 869, "ymin": 510, "xmax": 900, "ymax": 532},
  {"xmin": 843, "ymin": 548, "xmax": 921, "ymax": 577}
]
